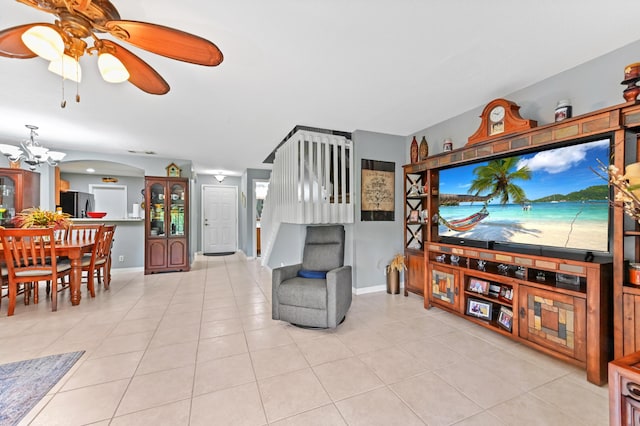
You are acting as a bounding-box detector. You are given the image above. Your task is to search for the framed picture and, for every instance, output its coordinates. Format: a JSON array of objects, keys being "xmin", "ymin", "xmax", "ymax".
[
  {"xmin": 467, "ymin": 278, "xmax": 490, "ymax": 295},
  {"xmin": 466, "ymin": 298, "xmax": 492, "ymax": 321},
  {"xmin": 409, "ymin": 210, "xmax": 419, "ymax": 222},
  {"xmin": 498, "ymin": 306, "xmax": 513, "ymax": 331},
  {"xmin": 361, "ymin": 159, "xmax": 395, "ymax": 221},
  {"xmin": 499, "ymin": 285, "xmax": 513, "ymax": 303}
]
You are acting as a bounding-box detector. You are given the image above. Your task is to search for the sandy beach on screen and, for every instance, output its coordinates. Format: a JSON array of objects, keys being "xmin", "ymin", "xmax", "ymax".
[{"xmin": 440, "ymin": 219, "xmax": 608, "ymax": 252}]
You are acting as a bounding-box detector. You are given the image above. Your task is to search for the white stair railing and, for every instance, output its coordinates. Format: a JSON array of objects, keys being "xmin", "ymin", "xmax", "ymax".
[{"xmin": 261, "ymin": 128, "xmax": 353, "ymax": 266}]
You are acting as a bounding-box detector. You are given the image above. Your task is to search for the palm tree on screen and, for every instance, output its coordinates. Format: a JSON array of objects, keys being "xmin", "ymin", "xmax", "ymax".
[{"xmin": 468, "ymin": 156, "xmax": 531, "ymax": 205}]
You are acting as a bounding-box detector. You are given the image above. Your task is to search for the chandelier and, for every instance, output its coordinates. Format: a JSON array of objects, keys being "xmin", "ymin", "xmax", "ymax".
[{"xmin": 0, "ymin": 125, "xmax": 66, "ymax": 170}]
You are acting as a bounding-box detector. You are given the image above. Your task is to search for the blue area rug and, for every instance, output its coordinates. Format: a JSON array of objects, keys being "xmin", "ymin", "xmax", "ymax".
[{"xmin": 0, "ymin": 351, "xmax": 85, "ymax": 426}]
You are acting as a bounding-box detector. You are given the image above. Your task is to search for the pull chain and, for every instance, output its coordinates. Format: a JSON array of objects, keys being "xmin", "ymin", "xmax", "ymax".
[
  {"xmin": 75, "ymin": 59, "xmax": 80, "ymax": 103},
  {"xmin": 60, "ymin": 74, "xmax": 66, "ymax": 108}
]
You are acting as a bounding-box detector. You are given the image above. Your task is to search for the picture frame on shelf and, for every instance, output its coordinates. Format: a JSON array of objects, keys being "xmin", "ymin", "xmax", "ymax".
[
  {"xmin": 499, "ymin": 285, "xmax": 513, "ymax": 303},
  {"xmin": 498, "ymin": 306, "xmax": 513, "ymax": 331},
  {"xmin": 466, "ymin": 298, "xmax": 492, "ymax": 321},
  {"xmin": 489, "ymin": 283, "xmax": 501, "ymax": 297},
  {"xmin": 409, "ymin": 209, "xmax": 419, "ymax": 222},
  {"xmin": 467, "ymin": 278, "xmax": 490, "ymax": 295}
]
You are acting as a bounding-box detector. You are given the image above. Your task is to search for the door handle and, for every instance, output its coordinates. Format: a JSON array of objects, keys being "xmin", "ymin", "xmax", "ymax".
[
  {"xmin": 627, "ymin": 382, "xmax": 640, "ymax": 401},
  {"xmin": 519, "ymin": 307, "xmax": 526, "ymax": 319}
]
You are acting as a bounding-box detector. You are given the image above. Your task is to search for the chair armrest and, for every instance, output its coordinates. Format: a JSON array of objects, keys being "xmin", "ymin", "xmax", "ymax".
[
  {"xmin": 272, "ymin": 263, "xmax": 302, "ymax": 320},
  {"xmin": 272, "ymin": 263, "xmax": 302, "ymax": 287},
  {"xmin": 326, "ymin": 265, "xmax": 352, "ymax": 328}
]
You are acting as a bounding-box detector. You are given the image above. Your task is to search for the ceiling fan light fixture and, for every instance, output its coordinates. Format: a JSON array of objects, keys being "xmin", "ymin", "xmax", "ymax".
[
  {"xmin": 21, "ymin": 25, "xmax": 64, "ymax": 61},
  {"xmin": 48, "ymin": 54, "xmax": 82, "ymax": 82},
  {"xmin": 98, "ymin": 52, "xmax": 129, "ymax": 83}
]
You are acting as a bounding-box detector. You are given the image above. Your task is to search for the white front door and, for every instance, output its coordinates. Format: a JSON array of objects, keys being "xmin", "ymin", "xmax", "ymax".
[{"xmin": 202, "ymin": 185, "xmax": 237, "ymax": 254}]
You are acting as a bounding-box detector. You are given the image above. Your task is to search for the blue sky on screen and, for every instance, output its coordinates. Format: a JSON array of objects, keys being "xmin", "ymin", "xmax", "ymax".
[{"xmin": 439, "ymin": 139, "xmax": 610, "ymax": 201}]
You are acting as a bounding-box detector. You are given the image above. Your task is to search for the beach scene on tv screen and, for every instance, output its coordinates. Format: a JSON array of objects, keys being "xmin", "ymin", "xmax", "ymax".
[{"xmin": 438, "ymin": 139, "xmax": 610, "ymax": 252}]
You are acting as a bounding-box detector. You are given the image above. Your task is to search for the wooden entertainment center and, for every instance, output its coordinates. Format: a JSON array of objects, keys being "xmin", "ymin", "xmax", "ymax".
[{"xmin": 403, "ymin": 100, "xmax": 640, "ymax": 385}]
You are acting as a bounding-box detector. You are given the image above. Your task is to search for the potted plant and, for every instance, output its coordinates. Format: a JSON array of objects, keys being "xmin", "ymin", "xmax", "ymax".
[
  {"xmin": 12, "ymin": 207, "xmax": 71, "ymax": 230},
  {"xmin": 386, "ymin": 253, "xmax": 406, "ymax": 294}
]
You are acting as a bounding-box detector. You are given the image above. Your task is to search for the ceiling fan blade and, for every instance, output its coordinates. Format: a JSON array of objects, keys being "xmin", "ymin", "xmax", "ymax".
[
  {"xmin": 104, "ymin": 20, "xmax": 223, "ymax": 66},
  {"xmin": 102, "ymin": 40, "xmax": 170, "ymax": 95},
  {"xmin": 0, "ymin": 23, "xmax": 40, "ymax": 58}
]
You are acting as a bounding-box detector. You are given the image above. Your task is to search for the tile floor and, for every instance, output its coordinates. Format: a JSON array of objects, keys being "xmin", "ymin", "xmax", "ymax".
[{"xmin": 0, "ymin": 253, "xmax": 609, "ymax": 425}]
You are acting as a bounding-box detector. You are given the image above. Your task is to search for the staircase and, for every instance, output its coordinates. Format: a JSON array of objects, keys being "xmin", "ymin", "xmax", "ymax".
[{"xmin": 261, "ymin": 126, "xmax": 354, "ymax": 266}]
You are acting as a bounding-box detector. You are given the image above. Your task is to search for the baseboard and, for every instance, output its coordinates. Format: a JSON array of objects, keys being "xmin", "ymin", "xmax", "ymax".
[
  {"xmin": 111, "ymin": 266, "xmax": 144, "ymax": 273},
  {"xmin": 353, "ymin": 284, "xmax": 404, "ymax": 295}
]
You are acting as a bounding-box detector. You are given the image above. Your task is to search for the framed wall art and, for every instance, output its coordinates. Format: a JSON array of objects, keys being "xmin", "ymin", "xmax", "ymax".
[{"xmin": 361, "ymin": 159, "xmax": 395, "ymax": 221}]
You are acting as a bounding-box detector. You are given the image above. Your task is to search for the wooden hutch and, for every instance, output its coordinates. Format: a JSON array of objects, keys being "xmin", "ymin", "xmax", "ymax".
[
  {"xmin": 403, "ymin": 101, "xmax": 640, "ymax": 386},
  {"xmin": 144, "ymin": 176, "xmax": 190, "ymax": 274}
]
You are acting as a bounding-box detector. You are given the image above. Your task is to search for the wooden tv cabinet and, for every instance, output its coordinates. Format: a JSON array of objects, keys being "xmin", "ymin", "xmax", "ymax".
[{"xmin": 426, "ymin": 243, "xmax": 612, "ymax": 385}]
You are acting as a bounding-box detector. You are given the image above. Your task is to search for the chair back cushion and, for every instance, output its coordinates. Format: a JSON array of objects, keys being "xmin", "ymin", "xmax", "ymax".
[{"xmin": 301, "ymin": 225, "xmax": 345, "ymax": 271}]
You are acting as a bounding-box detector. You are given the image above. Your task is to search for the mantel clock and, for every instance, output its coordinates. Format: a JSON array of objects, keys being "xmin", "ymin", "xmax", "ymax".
[{"xmin": 467, "ymin": 99, "xmax": 537, "ymax": 145}]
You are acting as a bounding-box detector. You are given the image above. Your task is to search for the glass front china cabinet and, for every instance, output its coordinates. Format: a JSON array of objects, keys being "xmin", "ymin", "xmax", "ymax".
[
  {"xmin": 144, "ymin": 176, "xmax": 189, "ymax": 274},
  {"xmin": 0, "ymin": 168, "xmax": 40, "ymax": 227}
]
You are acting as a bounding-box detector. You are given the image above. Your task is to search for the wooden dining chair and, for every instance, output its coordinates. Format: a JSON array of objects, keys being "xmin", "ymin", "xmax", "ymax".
[
  {"xmin": 79, "ymin": 224, "xmax": 116, "ymax": 296},
  {"xmin": 0, "ymin": 227, "xmax": 71, "ymax": 316},
  {"xmin": 65, "ymin": 223, "xmax": 103, "ymax": 243},
  {"xmin": 52, "ymin": 223, "xmax": 103, "ymax": 292}
]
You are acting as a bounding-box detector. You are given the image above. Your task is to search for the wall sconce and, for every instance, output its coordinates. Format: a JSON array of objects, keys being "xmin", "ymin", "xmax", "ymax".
[{"xmin": 215, "ymin": 174, "xmax": 225, "ymax": 183}]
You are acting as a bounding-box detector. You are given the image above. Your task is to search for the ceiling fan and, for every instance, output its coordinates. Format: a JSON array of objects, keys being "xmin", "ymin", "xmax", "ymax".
[{"xmin": 0, "ymin": 0, "xmax": 223, "ymax": 95}]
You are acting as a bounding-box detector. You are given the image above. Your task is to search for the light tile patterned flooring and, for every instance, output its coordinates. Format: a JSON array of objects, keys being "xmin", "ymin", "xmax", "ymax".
[{"xmin": 0, "ymin": 253, "xmax": 609, "ymax": 425}]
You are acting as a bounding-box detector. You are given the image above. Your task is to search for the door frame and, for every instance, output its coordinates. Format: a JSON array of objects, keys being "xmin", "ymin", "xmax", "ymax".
[
  {"xmin": 252, "ymin": 179, "xmax": 269, "ymax": 258},
  {"xmin": 201, "ymin": 184, "xmax": 238, "ymax": 254}
]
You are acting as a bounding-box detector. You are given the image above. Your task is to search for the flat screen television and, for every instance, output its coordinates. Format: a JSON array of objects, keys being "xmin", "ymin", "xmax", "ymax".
[{"xmin": 437, "ymin": 136, "xmax": 612, "ymax": 260}]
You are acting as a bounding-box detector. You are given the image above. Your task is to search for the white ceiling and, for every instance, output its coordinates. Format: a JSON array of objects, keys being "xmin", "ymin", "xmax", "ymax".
[{"xmin": 2, "ymin": 0, "xmax": 640, "ymax": 177}]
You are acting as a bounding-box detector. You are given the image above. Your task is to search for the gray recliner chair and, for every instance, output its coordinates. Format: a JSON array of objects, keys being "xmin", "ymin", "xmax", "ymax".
[{"xmin": 272, "ymin": 225, "xmax": 352, "ymax": 328}]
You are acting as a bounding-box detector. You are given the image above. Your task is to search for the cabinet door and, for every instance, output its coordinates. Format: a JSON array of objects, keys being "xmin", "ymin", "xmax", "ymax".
[
  {"xmin": 146, "ymin": 239, "xmax": 168, "ymax": 270},
  {"xmin": 405, "ymin": 251, "xmax": 424, "ymax": 296},
  {"xmin": 428, "ymin": 265, "xmax": 460, "ymax": 312},
  {"xmin": 148, "ymin": 181, "xmax": 167, "ymax": 237},
  {"xmin": 622, "ymin": 294, "xmax": 640, "ymax": 355},
  {"xmin": 169, "ymin": 182, "xmax": 187, "ymax": 236},
  {"xmin": 168, "ymin": 238, "xmax": 188, "ymax": 269},
  {"xmin": 518, "ymin": 285, "xmax": 586, "ymax": 361}
]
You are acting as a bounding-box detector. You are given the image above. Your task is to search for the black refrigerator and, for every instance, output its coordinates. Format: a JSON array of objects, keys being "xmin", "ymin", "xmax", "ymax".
[{"xmin": 59, "ymin": 191, "xmax": 94, "ymax": 218}]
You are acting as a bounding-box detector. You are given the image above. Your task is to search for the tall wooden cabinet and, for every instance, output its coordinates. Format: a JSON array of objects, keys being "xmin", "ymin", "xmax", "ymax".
[
  {"xmin": 0, "ymin": 168, "xmax": 40, "ymax": 227},
  {"xmin": 144, "ymin": 176, "xmax": 190, "ymax": 274}
]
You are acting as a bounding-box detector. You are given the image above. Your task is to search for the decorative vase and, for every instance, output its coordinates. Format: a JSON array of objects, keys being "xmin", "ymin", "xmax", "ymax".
[
  {"xmin": 387, "ymin": 268, "xmax": 400, "ymax": 294},
  {"xmin": 410, "ymin": 136, "xmax": 418, "ymax": 163},
  {"xmin": 419, "ymin": 136, "xmax": 429, "ymax": 161}
]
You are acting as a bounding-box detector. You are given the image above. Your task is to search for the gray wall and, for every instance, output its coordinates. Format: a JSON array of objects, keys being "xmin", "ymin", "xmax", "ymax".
[
  {"xmin": 410, "ymin": 39, "xmax": 640, "ymax": 157},
  {"xmin": 352, "ymin": 130, "xmax": 406, "ymax": 290}
]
